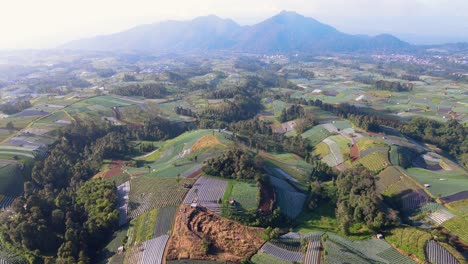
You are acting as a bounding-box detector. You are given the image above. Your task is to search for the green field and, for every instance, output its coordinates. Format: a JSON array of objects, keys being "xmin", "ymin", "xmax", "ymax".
[
  {"xmin": 294, "ymin": 201, "xmax": 338, "ymax": 234},
  {"xmin": 301, "ymin": 125, "xmax": 332, "ymax": 146},
  {"xmin": 356, "ymin": 151, "xmax": 390, "ymax": 172},
  {"xmin": 128, "ymin": 209, "xmax": 158, "ymax": 245},
  {"xmin": 128, "ymin": 177, "xmax": 195, "ymax": 218},
  {"xmin": 442, "ymin": 216, "xmax": 468, "ymax": 244},
  {"xmin": 251, "ymin": 251, "xmax": 291, "ymax": 264},
  {"xmin": 262, "ymin": 152, "xmax": 313, "ymax": 185},
  {"xmin": 384, "ymin": 227, "xmax": 431, "ymax": 262},
  {"xmin": 229, "ymin": 181, "xmax": 259, "ymax": 210},
  {"xmin": 405, "ymin": 168, "xmax": 468, "ymax": 197}
]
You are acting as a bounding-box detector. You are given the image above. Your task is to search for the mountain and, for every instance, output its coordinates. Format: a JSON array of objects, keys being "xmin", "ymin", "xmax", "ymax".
[
  {"xmin": 62, "ymin": 11, "xmax": 411, "ymax": 54},
  {"xmin": 64, "ymin": 15, "xmax": 241, "ymax": 53}
]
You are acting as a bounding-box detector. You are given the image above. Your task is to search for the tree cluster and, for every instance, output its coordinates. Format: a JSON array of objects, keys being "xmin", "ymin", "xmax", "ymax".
[
  {"xmin": 203, "ymin": 148, "xmax": 264, "ymax": 181},
  {"xmin": 0, "ymin": 100, "xmax": 32, "ymax": 115},
  {"xmin": 112, "ymin": 83, "xmax": 168, "ymax": 98}
]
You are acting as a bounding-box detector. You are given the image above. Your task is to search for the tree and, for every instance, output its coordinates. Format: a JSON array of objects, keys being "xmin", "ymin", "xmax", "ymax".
[{"xmin": 6, "ymin": 121, "xmax": 14, "ymax": 132}]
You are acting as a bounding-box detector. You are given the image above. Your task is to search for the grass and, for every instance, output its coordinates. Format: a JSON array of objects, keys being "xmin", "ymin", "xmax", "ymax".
[
  {"xmin": 442, "ymin": 216, "xmax": 468, "ymax": 244},
  {"xmin": 356, "ymin": 137, "xmax": 386, "ymax": 151},
  {"xmin": 312, "ymin": 142, "xmax": 330, "ymax": 157},
  {"xmin": 230, "ymin": 181, "xmax": 259, "ymax": 210},
  {"xmin": 405, "ymin": 168, "xmax": 468, "ymax": 197},
  {"xmin": 251, "ymin": 251, "xmax": 291, "ymax": 264},
  {"xmin": 446, "ymin": 199, "xmax": 468, "ymax": 216},
  {"xmin": 384, "ymin": 227, "xmax": 431, "ymax": 262},
  {"xmin": 128, "ymin": 209, "xmax": 158, "ymax": 245},
  {"xmin": 294, "ymin": 200, "xmax": 338, "ymax": 234}
]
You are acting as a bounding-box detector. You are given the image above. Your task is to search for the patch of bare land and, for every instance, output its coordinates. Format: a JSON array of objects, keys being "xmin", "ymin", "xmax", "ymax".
[{"xmin": 166, "ymin": 206, "xmax": 265, "ymax": 263}]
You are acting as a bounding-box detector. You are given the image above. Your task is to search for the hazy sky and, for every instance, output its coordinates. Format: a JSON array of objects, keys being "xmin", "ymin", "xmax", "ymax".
[{"xmin": 1, "ymin": 0, "xmax": 467, "ymax": 49}]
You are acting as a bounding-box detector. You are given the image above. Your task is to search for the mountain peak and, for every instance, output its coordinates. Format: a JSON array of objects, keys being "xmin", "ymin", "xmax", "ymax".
[{"xmin": 61, "ymin": 12, "xmax": 410, "ymax": 54}]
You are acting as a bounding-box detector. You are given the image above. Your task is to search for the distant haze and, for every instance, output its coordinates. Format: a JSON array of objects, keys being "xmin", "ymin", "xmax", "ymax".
[{"xmin": 1, "ymin": 0, "xmax": 467, "ymax": 49}]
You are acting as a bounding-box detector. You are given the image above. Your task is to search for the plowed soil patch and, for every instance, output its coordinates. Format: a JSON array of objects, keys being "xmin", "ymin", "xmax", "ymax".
[
  {"xmin": 191, "ymin": 135, "xmax": 220, "ymax": 153},
  {"xmin": 104, "ymin": 160, "xmax": 124, "ymax": 179}
]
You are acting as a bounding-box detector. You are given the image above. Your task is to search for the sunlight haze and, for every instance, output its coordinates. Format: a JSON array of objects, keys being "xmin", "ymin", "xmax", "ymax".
[{"xmin": 1, "ymin": 0, "xmax": 467, "ymax": 49}]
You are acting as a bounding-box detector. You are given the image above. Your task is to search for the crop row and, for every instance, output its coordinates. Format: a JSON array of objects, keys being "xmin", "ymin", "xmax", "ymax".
[
  {"xmin": 128, "ymin": 177, "xmax": 194, "ymax": 219},
  {"xmin": 154, "ymin": 207, "xmax": 177, "ymax": 237},
  {"xmin": 425, "ymin": 240, "xmax": 458, "ymax": 264},
  {"xmin": 141, "ymin": 235, "xmax": 169, "ymax": 264},
  {"xmin": 183, "ymin": 176, "xmax": 227, "ymax": 213},
  {"xmin": 260, "ymin": 242, "xmax": 303, "ymax": 262}
]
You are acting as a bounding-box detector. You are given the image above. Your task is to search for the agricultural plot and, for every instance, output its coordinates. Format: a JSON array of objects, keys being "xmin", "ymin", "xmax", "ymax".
[
  {"xmin": 229, "ymin": 181, "xmax": 259, "ymax": 211},
  {"xmin": 85, "ymin": 96, "xmax": 135, "ymax": 108},
  {"xmin": 129, "ymin": 209, "xmax": 158, "ymax": 245},
  {"xmin": 124, "ymin": 242, "xmax": 145, "ymax": 264},
  {"xmin": 250, "ymin": 251, "xmax": 291, "ymax": 264},
  {"xmin": 153, "ymin": 206, "xmax": 177, "ymax": 237},
  {"xmin": 269, "ymin": 175, "xmax": 306, "ymax": 219},
  {"xmin": 182, "ymin": 176, "xmax": 228, "ymax": 213},
  {"xmin": 425, "ymin": 240, "xmax": 458, "ymax": 264},
  {"xmin": 0, "ymin": 195, "xmax": 14, "ymax": 210},
  {"xmin": 384, "ymin": 227, "xmax": 431, "ymax": 262},
  {"xmin": 260, "ymin": 242, "xmax": 303, "ymax": 263},
  {"xmin": 356, "ymin": 151, "xmax": 390, "ymax": 172},
  {"xmin": 141, "ymin": 235, "xmax": 169, "ymax": 264},
  {"xmin": 304, "ymin": 239, "xmax": 321, "ymax": 264},
  {"xmin": 301, "ymin": 125, "xmax": 332, "ymax": 146},
  {"xmin": 405, "ymin": 168, "xmax": 468, "ymax": 197},
  {"xmin": 262, "ymin": 152, "xmax": 313, "ymax": 185},
  {"xmin": 128, "ymin": 177, "xmax": 194, "ymax": 219},
  {"xmin": 427, "ymin": 209, "xmax": 455, "ymax": 225},
  {"xmin": 446, "ymin": 199, "xmax": 468, "ymax": 216},
  {"xmin": 442, "ymin": 216, "xmax": 468, "ymax": 243},
  {"xmin": 400, "ymin": 189, "xmax": 429, "ymax": 213},
  {"xmin": 117, "ymin": 181, "xmax": 130, "ymax": 226},
  {"xmin": 377, "ymin": 166, "xmax": 405, "ymax": 193},
  {"xmin": 323, "ymin": 239, "xmax": 374, "ymax": 264},
  {"xmin": 441, "ymin": 190, "xmax": 468, "ymax": 203},
  {"xmin": 322, "ymin": 138, "xmax": 344, "ymax": 166}
]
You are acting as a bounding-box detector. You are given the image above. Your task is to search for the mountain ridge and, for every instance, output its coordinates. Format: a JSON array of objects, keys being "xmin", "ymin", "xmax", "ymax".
[{"xmin": 62, "ymin": 11, "xmax": 411, "ymax": 54}]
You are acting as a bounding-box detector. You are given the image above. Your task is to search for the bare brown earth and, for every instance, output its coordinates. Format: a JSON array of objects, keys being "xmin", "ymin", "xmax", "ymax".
[
  {"xmin": 103, "ymin": 160, "xmax": 124, "ymax": 179},
  {"xmin": 166, "ymin": 206, "xmax": 265, "ymax": 263}
]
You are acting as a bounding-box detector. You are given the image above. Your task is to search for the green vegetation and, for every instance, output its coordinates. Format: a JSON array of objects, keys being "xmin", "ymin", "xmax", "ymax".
[
  {"xmin": 251, "ymin": 251, "xmax": 291, "ymax": 264},
  {"xmin": 406, "ymin": 167, "xmax": 468, "ymax": 197},
  {"xmin": 356, "ymin": 151, "xmax": 390, "ymax": 172},
  {"xmin": 0, "ymin": 164, "xmax": 23, "ymax": 196},
  {"xmin": 128, "ymin": 209, "xmax": 158, "ymax": 245},
  {"xmin": 384, "ymin": 227, "xmax": 431, "ymax": 262},
  {"xmin": 442, "ymin": 216, "xmax": 468, "ymax": 243},
  {"xmin": 294, "ymin": 201, "xmax": 338, "ymax": 233}
]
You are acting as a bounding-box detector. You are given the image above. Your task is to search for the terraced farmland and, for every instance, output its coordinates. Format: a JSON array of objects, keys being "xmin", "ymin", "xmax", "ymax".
[
  {"xmin": 269, "ymin": 175, "xmax": 306, "ymax": 219},
  {"xmin": 405, "ymin": 168, "xmax": 468, "ymax": 197},
  {"xmin": 356, "ymin": 151, "xmax": 390, "ymax": 172},
  {"xmin": 260, "ymin": 242, "xmax": 303, "ymax": 262},
  {"xmin": 427, "ymin": 209, "xmax": 455, "ymax": 225},
  {"xmin": 384, "ymin": 227, "xmax": 431, "ymax": 262},
  {"xmin": 251, "ymin": 251, "xmax": 291, "ymax": 264},
  {"xmin": 141, "ymin": 235, "xmax": 169, "ymax": 264},
  {"xmin": 301, "ymin": 125, "xmax": 332, "ymax": 146},
  {"xmin": 425, "ymin": 240, "xmax": 458, "ymax": 264},
  {"xmin": 377, "ymin": 166, "xmax": 405, "ymax": 193},
  {"xmin": 442, "ymin": 216, "xmax": 468, "ymax": 243},
  {"xmin": 183, "ymin": 176, "xmax": 227, "ymax": 213},
  {"xmin": 117, "ymin": 181, "xmax": 130, "ymax": 226},
  {"xmin": 154, "ymin": 206, "xmax": 177, "ymax": 237},
  {"xmin": 128, "ymin": 177, "xmax": 194, "ymax": 219}
]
